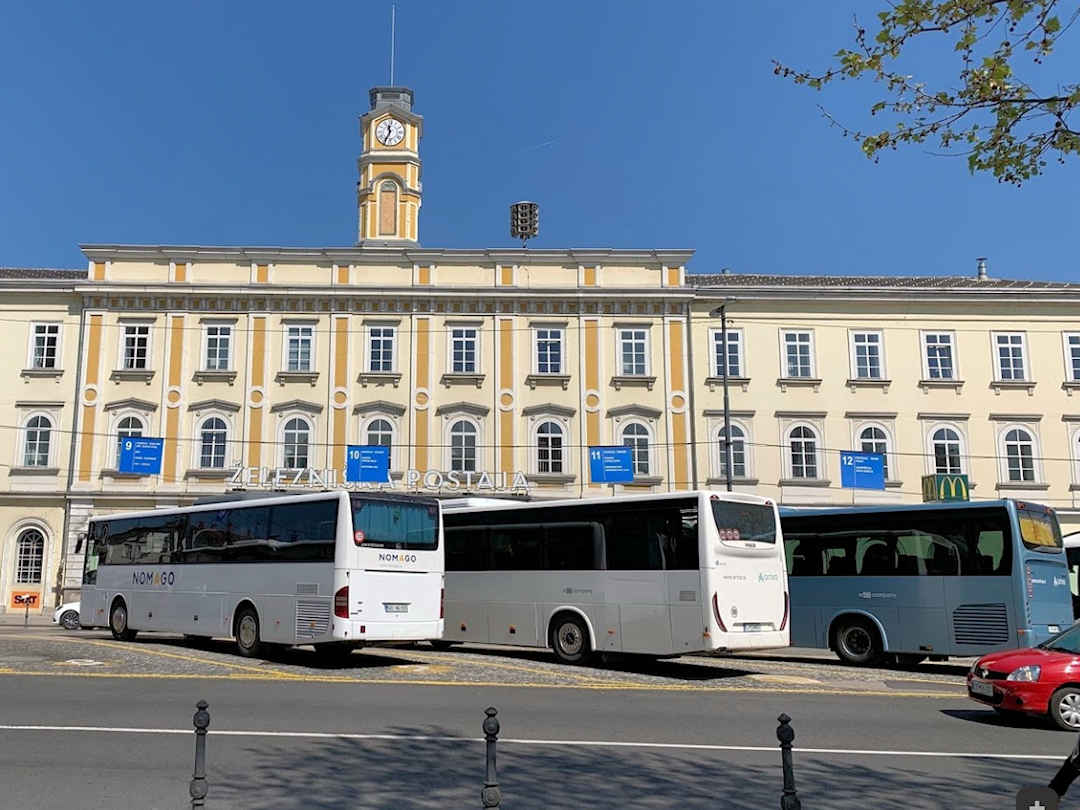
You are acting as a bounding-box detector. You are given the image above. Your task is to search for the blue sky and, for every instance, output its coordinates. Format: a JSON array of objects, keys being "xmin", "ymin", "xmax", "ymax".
[{"xmin": 1, "ymin": 1, "xmax": 1077, "ymax": 280}]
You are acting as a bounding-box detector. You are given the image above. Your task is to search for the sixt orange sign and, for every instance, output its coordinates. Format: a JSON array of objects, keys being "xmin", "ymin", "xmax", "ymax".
[{"xmin": 10, "ymin": 590, "xmax": 40, "ymax": 609}]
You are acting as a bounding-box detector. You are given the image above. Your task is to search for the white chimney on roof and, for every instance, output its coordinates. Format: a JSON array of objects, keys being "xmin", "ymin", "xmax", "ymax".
[{"xmin": 976, "ymin": 257, "xmax": 989, "ymax": 280}]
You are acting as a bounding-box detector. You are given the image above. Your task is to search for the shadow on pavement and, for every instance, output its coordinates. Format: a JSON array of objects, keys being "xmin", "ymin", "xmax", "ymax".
[
  {"xmin": 136, "ymin": 636, "xmax": 418, "ymax": 671},
  {"xmin": 940, "ymin": 708, "xmax": 1061, "ymax": 732},
  {"xmin": 212, "ymin": 730, "xmax": 1057, "ymax": 809},
  {"xmin": 726, "ymin": 652, "xmax": 970, "ymax": 678}
]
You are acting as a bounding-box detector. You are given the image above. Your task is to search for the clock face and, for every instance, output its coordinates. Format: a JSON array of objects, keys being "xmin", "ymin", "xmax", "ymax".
[{"xmin": 375, "ymin": 118, "xmax": 405, "ymax": 146}]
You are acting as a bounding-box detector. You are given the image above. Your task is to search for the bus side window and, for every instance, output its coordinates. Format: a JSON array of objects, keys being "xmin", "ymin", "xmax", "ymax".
[
  {"xmin": 267, "ymin": 500, "xmax": 337, "ymax": 561},
  {"xmin": 105, "ymin": 518, "xmax": 143, "ymax": 565},
  {"xmin": 657, "ymin": 508, "xmax": 699, "ymax": 571},
  {"xmin": 604, "ymin": 512, "xmax": 662, "ymax": 571},
  {"xmin": 490, "ymin": 527, "xmax": 542, "ymax": 570},
  {"xmin": 786, "ymin": 537, "xmax": 823, "ymax": 576},
  {"xmin": 975, "ymin": 529, "xmax": 1009, "ymax": 575},
  {"xmin": 226, "ymin": 507, "xmax": 271, "ymax": 562},
  {"xmin": 446, "ymin": 527, "xmax": 489, "ymax": 571},
  {"xmin": 545, "ymin": 523, "xmax": 600, "ymax": 570},
  {"xmin": 184, "ymin": 511, "xmax": 228, "ymax": 563},
  {"xmin": 856, "ymin": 537, "xmax": 894, "ymax": 576}
]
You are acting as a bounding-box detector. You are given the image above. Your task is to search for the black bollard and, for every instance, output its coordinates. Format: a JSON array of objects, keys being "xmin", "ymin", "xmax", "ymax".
[
  {"xmin": 190, "ymin": 700, "xmax": 210, "ymax": 808},
  {"xmin": 481, "ymin": 706, "xmax": 501, "ymax": 809},
  {"xmin": 777, "ymin": 713, "xmax": 802, "ymax": 810}
]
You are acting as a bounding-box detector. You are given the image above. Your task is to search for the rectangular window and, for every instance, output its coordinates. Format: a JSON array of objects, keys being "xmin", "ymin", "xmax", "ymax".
[
  {"xmin": 450, "ymin": 327, "xmax": 478, "ymax": 373},
  {"xmin": 535, "ymin": 328, "xmax": 563, "ymax": 374},
  {"xmin": 368, "ymin": 326, "xmax": 396, "ymax": 373},
  {"xmin": 712, "ymin": 329, "xmax": 742, "ymax": 377},
  {"xmin": 123, "ymin": 325, "xmax": 150, "ymax": 370},
  {"xmin": 851, "ymin": 331, "xmax": 883, "ymax": 379},
  {"xmin": 30, "ymin": 323, "xmax": 59, "ymax": 369},
  {"xmin": 619, "ymin": 328, "xmax": 648, "ymax": 376},
  {"xmin": 204, "ymin": 325, "xmax": 231, "ymax": 371},
  {"xmin": 286, "ymin": 325, "xmax": 314, "ymax": 372},
  {"xmin": 994, "ymin": 332, "xmax": 1027, "ymax": 381},
  {"xmin": 781, "ymin": 331, "xmax": 813, "ymax": 378},
  {"xmin": 923, "ymin": 333, "xmax": 955, "ymax": 380},
  {"xmin": 1066, "ymin": 334, "xmax": 1080, "ymax": 382}
]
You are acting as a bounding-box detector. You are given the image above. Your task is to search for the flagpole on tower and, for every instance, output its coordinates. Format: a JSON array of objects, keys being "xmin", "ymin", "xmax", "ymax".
[{"xmin": 390, "ymin": 4, "xmax": 396, "ymax": 85}]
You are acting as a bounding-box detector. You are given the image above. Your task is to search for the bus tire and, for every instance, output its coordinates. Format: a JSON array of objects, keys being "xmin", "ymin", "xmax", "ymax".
[
  {"xmin": 429, "ymin": 640, "xmax": 459, "ymax": 651},
  {"xmin": 1050, "ymin": 686, "xmax": 1080, "ymax": 731},
  {"xmin": 550, "ymin": 613, "xmax": 591, "ymax": 666},
  {"xmin": 832, "ymin": 616, "xmax": 882, "ymax": 666},
  {"xmin": 109, "ymin": 599, "xmax": 137, "ymax": 641},
  {"xmin": 234, "ymin": 606, "xmax": 263, "ymax": 658}
]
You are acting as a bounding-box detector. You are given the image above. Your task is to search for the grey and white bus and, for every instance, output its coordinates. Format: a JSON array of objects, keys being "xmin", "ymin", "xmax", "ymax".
[
  {"xmin": 80, "ymin": 491, "xmax": 444, "ymax": 658},
  {"xmin": 441, "ymin": 491, "xmax": 789, "ymax": 664}
]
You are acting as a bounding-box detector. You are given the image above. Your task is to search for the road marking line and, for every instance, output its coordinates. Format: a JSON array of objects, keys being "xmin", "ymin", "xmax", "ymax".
[{"xmin": 0, "ymin": 724, "xmax": 1063, "ymax": 760}]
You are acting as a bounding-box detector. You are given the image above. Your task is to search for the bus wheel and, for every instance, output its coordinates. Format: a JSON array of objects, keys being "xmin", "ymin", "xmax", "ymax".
[
  {"xmin": 109, "ymin": 600, "xmax": 137, "ymax": 641},
  {"xmin": 234, "ymin": 607, "xmax": 263, "ymax": 658},
  {"xmin": 833, "ymin": 617, "xmax": 881, "ymax": 666},
  {"xmin": 429, "ymin": 640, "xmax": 459, "ymax": 652},
  {"xmin": 1050, "ymin": 686, "xmax": 1080, "ymax": 731},
  {"xmin": 550, "ymin": 614, "xmax": 591, "ymax": 666}
]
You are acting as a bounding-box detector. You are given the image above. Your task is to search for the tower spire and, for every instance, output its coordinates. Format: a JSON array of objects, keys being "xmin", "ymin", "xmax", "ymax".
[{"xmin": 389, "ymin": 4, "xmax": 396, "ymax": 85}]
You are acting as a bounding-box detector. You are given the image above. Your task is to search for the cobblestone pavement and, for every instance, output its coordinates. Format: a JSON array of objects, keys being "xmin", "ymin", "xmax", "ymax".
[{"xmin": 0, "ymin": 627, "xmax": 970, "ymax": 697}]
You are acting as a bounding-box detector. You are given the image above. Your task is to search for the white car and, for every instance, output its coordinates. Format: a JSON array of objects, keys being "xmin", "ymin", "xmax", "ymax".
[{"xmin": 52, "ymin": 601, "xmax": 80, "ymax": 630}]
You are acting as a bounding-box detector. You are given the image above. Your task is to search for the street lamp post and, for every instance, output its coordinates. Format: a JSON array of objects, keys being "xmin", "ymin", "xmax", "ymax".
[{"xmin": 712, "ymin": 302, "xmax": 735, "ymax": 492}]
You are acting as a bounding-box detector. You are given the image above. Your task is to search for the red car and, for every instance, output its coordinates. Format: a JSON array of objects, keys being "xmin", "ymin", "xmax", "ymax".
[{"xmin": 968, "ymin": 622, "xmax": 1080, "ymax": 730}]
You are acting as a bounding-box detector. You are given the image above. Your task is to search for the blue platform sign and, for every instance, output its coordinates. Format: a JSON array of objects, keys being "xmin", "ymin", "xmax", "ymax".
[
  {"xmin": 588, "ymin": 446, "xmax": 634, "ymax": 484},
  {"xmin": 346, "ymin": 445, "xmax": 390, "ymax": 483},
  {"xmin": 118, "ymin": 437, "xmax": 164, "ymax": 475},
  {"xmin": 840, "ymin": 451, "xmax": 885, "ymax": 490}
]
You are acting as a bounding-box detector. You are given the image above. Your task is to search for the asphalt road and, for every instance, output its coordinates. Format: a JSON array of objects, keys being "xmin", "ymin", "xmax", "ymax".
[{"xmin": 0, "ymin": 630, "xmax": 1074, "ymax": 809}]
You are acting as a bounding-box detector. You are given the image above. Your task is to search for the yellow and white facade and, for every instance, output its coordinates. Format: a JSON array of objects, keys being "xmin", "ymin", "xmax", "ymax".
[{"xmin": 3, "ymin": 85, "xmax": 1080, "ymax": 613}]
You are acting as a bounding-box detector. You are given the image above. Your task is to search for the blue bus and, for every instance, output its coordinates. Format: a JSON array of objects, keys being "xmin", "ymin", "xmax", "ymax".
[{"xmin": 780, "ymin": 500, "xmax": 1072, "ymax": 665}]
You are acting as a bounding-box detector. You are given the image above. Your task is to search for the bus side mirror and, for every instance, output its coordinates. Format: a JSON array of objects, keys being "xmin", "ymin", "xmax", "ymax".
[{"xmin": 74, "ymin": 533, "xmax": 86, "ymax": 554}]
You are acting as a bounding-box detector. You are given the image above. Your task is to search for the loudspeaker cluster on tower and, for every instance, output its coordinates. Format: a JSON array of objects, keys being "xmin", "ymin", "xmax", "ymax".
[{"xmin": 510, "ymin": 201, "xmax": 539, "ymax": 247}]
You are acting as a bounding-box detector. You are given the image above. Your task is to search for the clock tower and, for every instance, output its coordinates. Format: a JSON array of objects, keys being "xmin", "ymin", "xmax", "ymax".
[{"xmin": 357, "ymin": 86, "xmax": 423, "ymax": 245}]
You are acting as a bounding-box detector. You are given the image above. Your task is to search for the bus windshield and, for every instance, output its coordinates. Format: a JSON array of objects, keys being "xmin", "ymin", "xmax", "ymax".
[
  {"xmin": 351, "ymin": 495, "xmax": 439, "ymax": 550},
  {"xmin": 710, "ymin": 498, "xmax": 776, "ymax": 544},
  {"xmin": 1018, "ymin": 506, "xmax": 1062, "ymax": 552}
]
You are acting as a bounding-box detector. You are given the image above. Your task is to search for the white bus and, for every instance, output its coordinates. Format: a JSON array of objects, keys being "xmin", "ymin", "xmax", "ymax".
[
  {"xmin": 440, "ymin": 491, "xmax": 788, "ymax": 664},
  {"xmin": 80, "ymin": 491, "xmax": 444, "ymax": 659}
]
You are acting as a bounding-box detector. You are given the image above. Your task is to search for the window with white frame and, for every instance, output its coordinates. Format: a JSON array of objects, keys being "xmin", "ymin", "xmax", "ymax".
[
  {"xmin": 204, "ymin": 325, "xmax": 232, "ymax": 371},
  {"xmin": 858, "ymin": 425, "xmax": 890, "ymax": 480},
  {"xmin": 618, "ymin": 328, "xmax": 649, "ymax": 376},
  {"xmin": 535, "ymin": 328, "xmax": 564, "ymax": 374},
  {"xmin": 851, "ymin": 331, "xmax": 884, "ymax": 379},
  {"xmin": 994, "ymin": 333, "xmax": 1027, "ymax": 381},
  {"xmin": 15, "ymin": 529, "xmax": 44, "ymax": 584},
  {"xmin": 788, "ymin": 425, "xmax": 819, "ymax": 479},
  {"xmin": 1066, "ymin": 334, "xmax": 1080, "ymax": 382},
  {"xmin": 286, "ymin": 325, "xmax": 315, "ymax": 372},
  {"xmin": 23, "ymin": 415, "xmax": 51, "ymax": 467},
  {"xmin": 368, "ymin": 327, "xmax": 396, "ymax": 373},
  {"xmin": 450, "ymin": 328, "xmax": 479, "ymax": 374},
  {"xmin": 1003, "ymin": 427, "xmax": 1036, "ymax": 482},
  {"xmin": 718, "ymin": 424, "xmax": 746, "ymax": 479},
  {"xmin": 930, "ymin": 426, "xmax": 963, "ymax": 474},
  {"xmin": 712, "ymin": 329, "xmax": 743, "ymax": 377},
  {"xmin": 923, "ymin": 332, "xmax": 955, "ymax": 380},
  {"xmin": 122, "ymin": 325, "xmax": 150, "ymax": 370},
  {"xmin": 283, "ymin": 417, "xmax": 311, "ymax": 469},
  {"xmin": 536, "ymin": 421, "xmax": 564, "ymax": 473},
  {"xmin": 781, "ymin": 331, "xmax": 813, "ymax": 378},
  {"xmin": 199, "ymin": 417, "xmax": 228, "ymax": 469},
  {"xmin": 366, "ymin": 418, "xmax": 394, "ymax": 450},
  {"xmin": 449, "ymin": 420, "xmax": 477, "ymax": 472},
  {"xmin": 115, "ymin": 415, "xmax": 144, "ymax": 466},
  {"xmin": 30, "ymin": 323, "xmax": 60, "ymax": 369},
  {"xmin": 621, "ymin": 422, "xmax": 651, "ymax": 476}
]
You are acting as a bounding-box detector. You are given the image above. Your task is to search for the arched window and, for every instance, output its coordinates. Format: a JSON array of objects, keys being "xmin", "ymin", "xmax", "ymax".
[
  {"xmin": 15, "ymin": 528, "xmax": 44, "ymax": 584},
  {"xmin": 718, "ymin": 424, "xmax": 746, "ymax": 479},
  {"xmin": 788, "ymin": 425, "xmax": 818, "ymax": 479},
  {"xmin": 366, "ymin": 418, "xmax": 394, "ymax": 450},
  {"xmin": 450, "ymin": 420, "xmax": 477, "ymax": 472},
  {"xmin": 931, "ymin": 427, "xmax": 962, "ymax": 474},
  {"xmin": 199, "ymin": 417, "xmax": 228, "ymax": 469},
  {"xmin": 1004, "ymin": 427, "xmax": 1036, "ymax": 482},
  {"xmin": 115, "ymin": 416, "xmax": 144, "ymax": 465},
  {"xmin": 378, "ymin": 181, "xmax": 398, "ymax": 236},
  {"xmin": 859, "ymin": 425, "xmax": 890, "ymax": 480},
  {"xmin": 622, "ymin": 422, "xmax": 651, "ymax": 476},
  {"xmin": 536, "ymin": 422, "xmax": 564, "ymax": 474},
  {"xmin": 283, "ymin": 417, "xmax": 311, "ymax": 469},
  {"xmin": 23, "ymin": 415, "xmax": 51, "ymax": 467}
]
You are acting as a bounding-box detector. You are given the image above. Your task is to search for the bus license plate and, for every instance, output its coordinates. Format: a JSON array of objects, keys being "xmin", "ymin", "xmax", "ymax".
[
  {"xmin": 384, "ymin": 603, "xmax": 409, "ymax": 614},
  {"xmin": 969, "ymin": 679, "xmax": 995, "ymax": 698},
  {"xmin": 1049, "ymin": 625, "xmax": 1061, "ymax": 634},
  {"xmin": 742, "ymin": 623, "xmax": 763, "ymax": 633}
]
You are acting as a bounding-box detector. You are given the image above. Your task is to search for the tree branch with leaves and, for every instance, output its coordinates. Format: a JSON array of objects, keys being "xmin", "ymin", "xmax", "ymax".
[{"xmin": 775, "ymin": 1, "xmax": 1080, "ymax": 184}]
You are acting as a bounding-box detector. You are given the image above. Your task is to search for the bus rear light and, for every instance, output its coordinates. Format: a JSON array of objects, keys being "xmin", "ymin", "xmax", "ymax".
[
  {"xmin": 334, "ymin": 586, "xmax": 349, "ymax": 619},
  {"xmin": 779, "ymin": 591, "xmax": 789, "ymax": 632},
  {"xmin": 711, "ymin": 593, "xmax": 728, "ymax": 633},
  {"xmin": 440, "ymin": 588, "xmax": 445, "ymax": 619}
]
